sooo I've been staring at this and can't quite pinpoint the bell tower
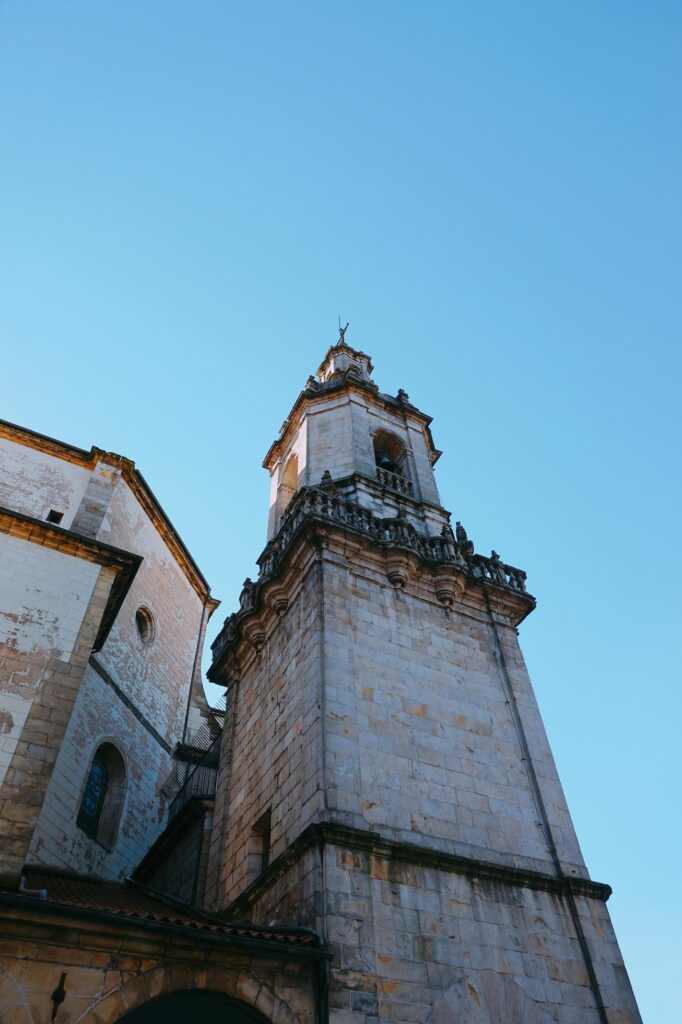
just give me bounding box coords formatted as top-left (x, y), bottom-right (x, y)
top-left (264, 338), bottom-right (446, 541)
top-left (206, 337), bottom-right (641, 1023)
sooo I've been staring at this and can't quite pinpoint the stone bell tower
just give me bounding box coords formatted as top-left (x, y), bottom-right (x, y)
top-left (206, 337), bottom-right (641, 1023)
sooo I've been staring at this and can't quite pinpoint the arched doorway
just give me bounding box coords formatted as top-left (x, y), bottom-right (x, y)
top-left (117, 990), bottom-right (271, 1024)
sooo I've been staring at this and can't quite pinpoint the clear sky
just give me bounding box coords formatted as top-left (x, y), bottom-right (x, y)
top-left (1, 3), bottom-right (680, 1020)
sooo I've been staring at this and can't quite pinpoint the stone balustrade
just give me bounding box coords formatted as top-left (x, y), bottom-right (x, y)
top-left (376, 466), bottom-right (414, 495)
top-left (212, 488), bottom-right (531, 661)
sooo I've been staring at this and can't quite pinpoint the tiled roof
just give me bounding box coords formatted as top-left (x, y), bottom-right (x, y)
top-left (22, 870), bottom-right (322, 949)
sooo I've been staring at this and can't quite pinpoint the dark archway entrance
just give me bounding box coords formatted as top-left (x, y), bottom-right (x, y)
top-left (117, 990), bottom-right (271, 1024)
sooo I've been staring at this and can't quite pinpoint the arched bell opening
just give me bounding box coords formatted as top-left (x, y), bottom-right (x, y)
top-left (372, 429), bottom-right (413, 494)
top-left (117, 990), bottom-right (272, 1024)
top-left (276, 453), bottom-right (299, 525)
top-left (373, 430), bottom-right (405, 475)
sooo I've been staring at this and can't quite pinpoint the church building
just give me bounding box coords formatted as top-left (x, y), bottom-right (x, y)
top-left (0, 338), bottom-right (641, 1023)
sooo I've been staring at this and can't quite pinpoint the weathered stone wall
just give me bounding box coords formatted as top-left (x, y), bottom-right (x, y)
top-left (0, 435), bottom-right (212, 885)
top-left (0, 437), bottom-right (91, 529)
top-left (319, 544), bottom-right (586, 878)
top-left (0, 909), bottom-right (318, 1024)
top-left (0, 532), bottom-right (100, 791)
top-left (211, 525), bottom-right (638, 1020)
top-left (238, 840), bottom-right (640, 1024)
top-left (216, 535), bottom-right (584, 901)
top-left (0, 524), bottom-right (116, 885)
top-left (94, 477), bottom-right (206, 750)
top-left (209, 557), bottom-right (325, 908)
top-left (26, 662), bottom-right (174, 881)
top-left (23, 473), bottom-right (208, 880)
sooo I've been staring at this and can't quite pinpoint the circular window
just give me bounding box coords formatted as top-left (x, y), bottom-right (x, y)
top-left (135, 607), bottom-right (155, 644)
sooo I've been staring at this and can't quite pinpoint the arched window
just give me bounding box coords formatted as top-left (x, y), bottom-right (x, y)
top-left (77, 743), bottom-right (126, 849)
top-left (277, 454), bottom-right (299, 520)
top-left (373, 429), bottom-right (409, 478)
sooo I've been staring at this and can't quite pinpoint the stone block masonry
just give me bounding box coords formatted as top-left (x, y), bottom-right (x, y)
top-left (0, 527), bottom-right (118, 886)
top-left (208, 497), bottom-right (642, 1021)
top-left (0, 895), bottom-right (322, 1024)
top-left (0, 421), bottom-right (217, 887)
top-left (229, 825), bottom-right (640, 1024)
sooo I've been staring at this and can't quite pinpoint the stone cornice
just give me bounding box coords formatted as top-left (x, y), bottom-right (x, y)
top-left (262, 374), bottom-right (441, 470)
top-left (0, 418), bottom-right (216, 604)
top-left (226, 822), bottom-right (612, 921)
top-left (0, 505), bottom-right (141, 651)
top-left (209, 487), bottom-right (535, 678)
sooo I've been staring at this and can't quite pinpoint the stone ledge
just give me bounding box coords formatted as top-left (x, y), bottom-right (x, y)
top-left (226, 822), bottom-right (612, 919)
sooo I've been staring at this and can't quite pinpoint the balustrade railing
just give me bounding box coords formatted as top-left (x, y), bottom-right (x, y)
top-left (376, 467), bottom-right (413, 496)
top-left (213, 487), bottom-right (530, 660)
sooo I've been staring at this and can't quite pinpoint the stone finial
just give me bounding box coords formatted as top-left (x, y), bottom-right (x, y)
top-left (455, 521), bottom-right (474, 556)
top-left (239, 578), bottom-right (256, 611)
top-left (397, 388), bottom-right (410, 403)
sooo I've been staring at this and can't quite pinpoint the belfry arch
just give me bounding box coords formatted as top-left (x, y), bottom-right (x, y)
top-left (372, 427), bottom-right (410, 478)
top-left (276, 452), bottom-right (299, 524)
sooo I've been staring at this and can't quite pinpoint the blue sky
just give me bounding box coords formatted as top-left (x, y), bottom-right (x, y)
top-left (1, 3), bottom-right (680, 1019)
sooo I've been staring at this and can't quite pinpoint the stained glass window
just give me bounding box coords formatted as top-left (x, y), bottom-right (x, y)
top-left (77, 750), bottom-right (110, 839)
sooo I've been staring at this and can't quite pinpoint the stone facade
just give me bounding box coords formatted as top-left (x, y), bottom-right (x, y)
top-left (0, 510), bottom-right (135, 887)
top-left (0, 419), bottom-right (217, 887)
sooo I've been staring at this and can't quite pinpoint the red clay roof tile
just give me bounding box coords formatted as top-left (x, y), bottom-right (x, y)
top-left (22, 870), bottom-right (321, 948)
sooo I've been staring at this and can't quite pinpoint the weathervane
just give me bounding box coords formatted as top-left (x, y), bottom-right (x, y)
top-left (337, 317), bottom-right (349, 345)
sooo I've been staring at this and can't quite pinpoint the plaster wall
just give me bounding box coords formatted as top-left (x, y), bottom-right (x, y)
top-left (27, 661), bottom-right (174, 880)
top-left (0, 532), bottom-right (99, 789)
top-left (0, 438), bottom-right (92, 529)
top-left (94, 477), bottom-right (206, 749)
